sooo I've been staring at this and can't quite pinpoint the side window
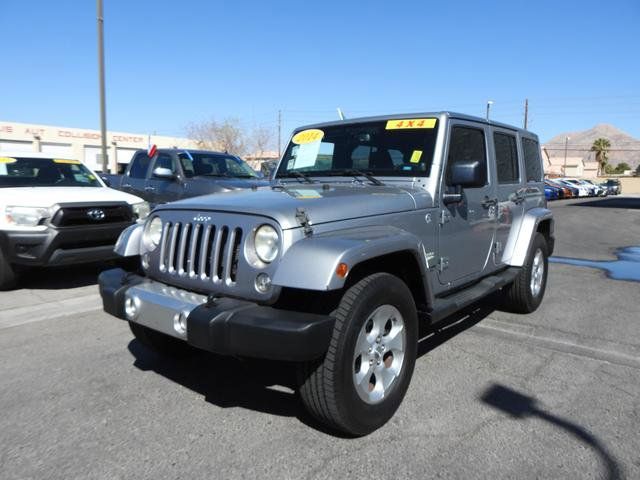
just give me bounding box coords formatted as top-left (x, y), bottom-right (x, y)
top-left (446, 126), bottom-right (487, 186)
top-left (129, 153), bottom-right (151, 179)
top-left (153, 153), bottom-right (175, 173)
top-left (522, 137), bottom-right (542, 182)
top-left (494, 132), bottom-right (519, 184)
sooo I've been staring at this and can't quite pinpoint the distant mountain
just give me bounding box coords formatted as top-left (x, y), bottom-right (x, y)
top-left (543, 124), bottom-right (640, 169)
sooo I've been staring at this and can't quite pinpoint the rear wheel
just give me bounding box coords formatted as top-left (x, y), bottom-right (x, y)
top-left (297, 273), bottom-right (418, 436)
top-left (501, 233), bottom-right (548, 313)
top-left (129, 322), bottom-right (195, 357)
top-left (0, 249), bottom-right (18, 291)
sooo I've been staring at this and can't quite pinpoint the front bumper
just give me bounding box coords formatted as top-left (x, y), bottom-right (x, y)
top-left (0, 222), bottom-right (132, 266)
top-left (98, 268), bottom-right (335, 361)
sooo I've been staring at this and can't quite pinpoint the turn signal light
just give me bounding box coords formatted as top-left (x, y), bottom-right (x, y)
top-left (336, 263), bottom-right (349, 278)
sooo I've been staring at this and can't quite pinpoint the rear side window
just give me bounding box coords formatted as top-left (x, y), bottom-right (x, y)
top-left (129, 153), bottom-right (151, 179)
top-left (522, 137), bottom-right (542, 182)
top-left (494, 132), bottom-right (519, 184)
top-left (446, 126), bottom-right (487, 186)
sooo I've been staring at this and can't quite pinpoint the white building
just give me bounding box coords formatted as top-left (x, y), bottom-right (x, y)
top-left (0, 120), bottom-right (198, 173)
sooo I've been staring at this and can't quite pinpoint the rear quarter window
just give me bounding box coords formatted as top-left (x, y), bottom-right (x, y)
top-left (522, 137), bottom-right (543, 182)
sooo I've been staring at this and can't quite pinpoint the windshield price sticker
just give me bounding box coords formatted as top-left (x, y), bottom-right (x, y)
top-left (385, 118), bottom-right (436, 130)
top-left (53, 159), bottom-right (81, 164)
top-left (0, 157), bottom-right (17, 164)
top-left (292, 129), bottom-right (324, 145)
top-left (410, 150), bottom-right (423, 163)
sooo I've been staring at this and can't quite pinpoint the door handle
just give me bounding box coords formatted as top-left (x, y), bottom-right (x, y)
top-left (144, 186), bottom-right (156, 192)
top-left (510, 192), bottom-right (526, 204)
top-left (122, 183), bottom-right (132, 188)
top-left (481, 196), bottom-right (498, 208)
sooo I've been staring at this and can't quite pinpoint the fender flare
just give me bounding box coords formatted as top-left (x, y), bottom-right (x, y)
top-left (114, 223), bottom-right (143, 257)
top-left (273, 225), bottom-right (431, 292)
top-left (506, 208), bottom-right (554, 266)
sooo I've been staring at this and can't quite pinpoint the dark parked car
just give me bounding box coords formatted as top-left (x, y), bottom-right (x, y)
top-left (102, 149), bottom-right (269, 205)
top-left (600, 179), bottom-right (622, 195)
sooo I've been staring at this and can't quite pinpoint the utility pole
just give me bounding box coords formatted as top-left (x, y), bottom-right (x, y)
top-left (486, 100), bottom-right (494, 121)
top-left (277, 110), bottom-right (282, 156)
top-left (97, 0), bottom-right (108, 172)
top-left (563, 136), bottom-right (570, 175)
top-left (523, 98), bottom-right (529, 130)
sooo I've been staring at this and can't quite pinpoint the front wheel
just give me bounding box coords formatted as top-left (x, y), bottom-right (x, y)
top-left (297, 273), bottom-right (418, 436)
top-left (500, 233), bottom-right (549, 313)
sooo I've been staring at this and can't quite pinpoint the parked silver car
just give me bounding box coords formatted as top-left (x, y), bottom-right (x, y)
top-left (99, 112), bottom-right (554, 435)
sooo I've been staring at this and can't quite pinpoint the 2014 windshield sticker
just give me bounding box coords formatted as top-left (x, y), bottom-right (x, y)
top-left (385, 118), bottom-right (436, 130)
top-left (292, 129), bottom-right (324, 145)
top-left (53, 159), bottom-right (81, 164)
top-left (0, 157), bottom-right (17, 164)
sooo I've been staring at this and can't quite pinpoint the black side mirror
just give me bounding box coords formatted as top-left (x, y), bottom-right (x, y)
top-left (443, 160), bottom-right (484, 205)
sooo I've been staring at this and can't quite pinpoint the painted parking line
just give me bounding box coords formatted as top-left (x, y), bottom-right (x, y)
top-left (0, 294), bottom-right (102, 330)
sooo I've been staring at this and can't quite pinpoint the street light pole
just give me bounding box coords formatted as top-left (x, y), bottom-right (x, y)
top-left (97, 0), bottom-right (108, 172)
top-left (486, 100), bottom-right (494, 121)
top-left (563, 136), bottom-right (570, 175)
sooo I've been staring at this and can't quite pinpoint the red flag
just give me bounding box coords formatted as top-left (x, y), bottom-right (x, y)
top-left (147, 144), bottom-right (157, 157)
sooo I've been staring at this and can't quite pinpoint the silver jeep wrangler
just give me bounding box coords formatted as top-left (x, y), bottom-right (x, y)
top-left (99, 112), bottom-right (554, 436)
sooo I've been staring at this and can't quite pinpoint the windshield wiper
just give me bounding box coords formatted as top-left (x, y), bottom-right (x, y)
top-left (280, 171), bottom-right (315, 184)
top-left (334, 169), bottom-right (384, 186)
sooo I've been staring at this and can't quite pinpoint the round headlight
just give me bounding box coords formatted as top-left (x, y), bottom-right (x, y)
top-left (254, 224), bottom-right (279, 263)
top-left (143, 217), bottom-right (163, 251)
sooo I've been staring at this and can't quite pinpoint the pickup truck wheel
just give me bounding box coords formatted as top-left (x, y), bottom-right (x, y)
top-left (128, 322), bottom-right (195, 357)
top-left (0, 250), bottom-right (18, 291)
top-left (297, 273), bottom-right (418, 436)
top-left (502, 233), bottom-right (548, 313)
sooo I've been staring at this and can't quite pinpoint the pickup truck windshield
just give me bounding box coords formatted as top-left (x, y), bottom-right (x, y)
top-left (177, 152), bottom-right (258, 178)
top-left (0, 157), bottom-right (101, 188)
top-left (276, 118), bottom-right (439, 179)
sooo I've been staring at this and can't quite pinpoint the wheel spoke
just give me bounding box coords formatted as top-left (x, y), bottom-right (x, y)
top-left (354, 362), bottom-right (374, 389)
top-left (384, 324), bottom-right (404, 352)
top-left (355, 330), bottom-right (372, 358)
top-left (378, 364), bottom-right (398, 392)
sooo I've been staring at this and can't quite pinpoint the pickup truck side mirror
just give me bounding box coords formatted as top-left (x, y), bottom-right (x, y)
top-left (443, 160), bottom-right (484, 204)
top-left (152, 167), bottom-right (176, 180)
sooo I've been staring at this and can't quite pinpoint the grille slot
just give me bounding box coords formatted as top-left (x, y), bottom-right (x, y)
top-left (158, 221), bottom-right (243, 284)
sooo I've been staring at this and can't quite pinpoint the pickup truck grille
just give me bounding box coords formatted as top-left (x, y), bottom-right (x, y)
top-left (51, 204), bottom-right (133, 227)
top-left (158, 221), bottom-right (243, 284)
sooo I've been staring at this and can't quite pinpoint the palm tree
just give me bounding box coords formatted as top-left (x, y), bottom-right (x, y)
top-left (590, 138), bottom-right (611, 177)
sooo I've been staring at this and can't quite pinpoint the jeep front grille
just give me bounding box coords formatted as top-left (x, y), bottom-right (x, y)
top-left (158, 222), bottom-right (243, 284)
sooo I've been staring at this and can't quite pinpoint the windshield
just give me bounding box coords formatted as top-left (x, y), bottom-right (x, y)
top-left (0, 157), bottom-right (101, 188)
top-left (276, 118), bottom-right (439, 179)
top-left (177, 152), bottom-right (258, 178)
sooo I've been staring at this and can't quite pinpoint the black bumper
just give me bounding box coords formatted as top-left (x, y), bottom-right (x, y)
top-left (0, 222), bottom-right (133, 266)
top-left (98, 268), bottom-right (335, 362)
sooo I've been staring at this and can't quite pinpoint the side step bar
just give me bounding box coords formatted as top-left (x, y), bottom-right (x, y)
top-left (429, 267), bottom-right (520, 323)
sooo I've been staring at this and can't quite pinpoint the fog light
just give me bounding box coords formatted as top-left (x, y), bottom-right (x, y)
top-left (173, 310), bottom-right (189, 335)
top-left (255, 273), bottom-right (272, 293)
top-left (124, 295), bottom-right (140, 320)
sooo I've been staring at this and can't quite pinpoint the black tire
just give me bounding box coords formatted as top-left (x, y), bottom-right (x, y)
top-left (129, 322), bottom-right (195, 357)
top-left (0, 249), bottom-right (18, 291)
top-left (297, 273), bottom-right (418, 436)
top-left (501, 233), bottom-right (549, 313)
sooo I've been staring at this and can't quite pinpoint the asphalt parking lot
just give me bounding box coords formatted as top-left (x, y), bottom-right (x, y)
top-left (1, 196), bottom-right (639, 479)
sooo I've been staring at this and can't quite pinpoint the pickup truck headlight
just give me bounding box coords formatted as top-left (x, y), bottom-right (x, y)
top-left (5, 206), bottom-right (51, 227)
top-left (132, 201), bottom-right (150, 221)
top-left (143, 217), bottom-right (163, 251)
top-left (254, 224), bottom-right (279, 263)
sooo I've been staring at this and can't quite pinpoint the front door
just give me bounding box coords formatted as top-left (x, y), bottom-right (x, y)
top-left (438, 122), bottom-right (497, 285)
top-left (146, 153), bottom-right (184, 205)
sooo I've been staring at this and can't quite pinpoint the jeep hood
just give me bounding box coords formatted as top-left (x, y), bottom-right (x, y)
top-left (155, 183), bottom-right (434, 229)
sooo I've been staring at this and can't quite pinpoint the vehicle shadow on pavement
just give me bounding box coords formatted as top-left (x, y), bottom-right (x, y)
top-left (126, 301), bottom-right (497, 436)
top-left (480, 384), bottom-right (624, 480)
top-left (570, 197), bottom-right (640, 209)
top-left (17, 260), bottom-right (131, 290)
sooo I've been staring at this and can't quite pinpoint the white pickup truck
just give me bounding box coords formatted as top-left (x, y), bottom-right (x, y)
top-left (0, 152), bottom-right (149, 289)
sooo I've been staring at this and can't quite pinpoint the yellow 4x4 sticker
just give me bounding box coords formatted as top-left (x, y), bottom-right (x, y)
top-left (292, 129), bottom-right (324, 145)
top-left (385, 118), bottom-right (436, 130)
top-left (53, 159), bottom-right (81, 164)
top-left (0, 157), bottom-right (17, 164)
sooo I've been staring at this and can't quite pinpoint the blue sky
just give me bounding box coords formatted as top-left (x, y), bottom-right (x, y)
top-left (0, 0), bottom-right (638, 144)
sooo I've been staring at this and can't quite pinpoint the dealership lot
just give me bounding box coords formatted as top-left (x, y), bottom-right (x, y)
top-left (1, 197), bottom-right (639, 479)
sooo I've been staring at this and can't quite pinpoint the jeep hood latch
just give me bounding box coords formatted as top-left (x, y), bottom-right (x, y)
top-left (295, 208), bottom-right (314, 236)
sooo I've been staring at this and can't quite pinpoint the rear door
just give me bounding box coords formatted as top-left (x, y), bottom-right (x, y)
top-left (491, 128), bottom-right (525, 266)
top-left (438, 121), bottom-right (497, 285)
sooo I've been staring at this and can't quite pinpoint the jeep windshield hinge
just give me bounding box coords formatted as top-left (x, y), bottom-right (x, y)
top-left (295, 208), bottom-right (314, 236)
top-left (439, 209), bottom-right (451, 226)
